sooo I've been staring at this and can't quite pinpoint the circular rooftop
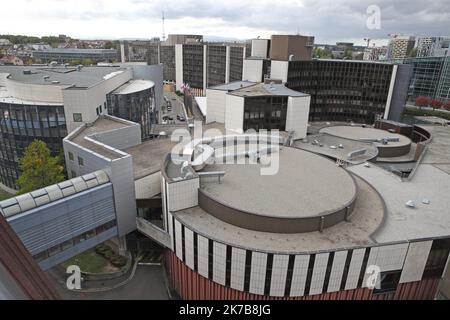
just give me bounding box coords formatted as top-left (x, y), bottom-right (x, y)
top-left (199, 147), bottom-right (358, 233)
top-left (319, 126), bottom-right (412, 157)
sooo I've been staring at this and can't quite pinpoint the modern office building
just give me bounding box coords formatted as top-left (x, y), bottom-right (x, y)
top-left (33, 48), bottom-right (119, 64)
top-left (205, 81), bottom-right (310, 139)
top-left (165, 34), bottom-right (203, 46)
top-left (0, 64), bottom-right (163, 190)
top-left (1, 108), bottom-right (450, 299)
top-left (417, 36), bottom-right (450, 58)
top-left (270, 59), bottom-right (412, 123)
top-left (391, 56), bottom-right (450, 103)
top-left (387, 36), bottom-right (416, 59)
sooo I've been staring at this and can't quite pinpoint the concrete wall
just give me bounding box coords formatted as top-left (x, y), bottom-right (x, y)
top-left (285, 95), bottom-right (311, 139)
top-left (242, 59), bottom-right (263, 82)
top-left (205, 88), bottom-right (227, 124)
top-left (135, 172), bottom-right (161, 199)
top-left (89, 120), bottom-right (141, 150)
top-left (175, 44), bottom-right (183, 91)
top-left (387, 64), bottom-right (412, 122)
top-left (270, 60), bottom-right (289, 83)
top-left (225, 94), bottom-right (244, 133)
top-left (251, 39), bottom-right (270, 58)
top-left (3, 79), bottom-right (65, 103)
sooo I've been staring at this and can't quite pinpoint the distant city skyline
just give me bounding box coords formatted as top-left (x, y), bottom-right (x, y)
top-left (1, 0), bottom-right (449, 46)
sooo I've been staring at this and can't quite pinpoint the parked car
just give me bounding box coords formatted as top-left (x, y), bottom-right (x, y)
top-left (177, 114), bottom-right (185, 121)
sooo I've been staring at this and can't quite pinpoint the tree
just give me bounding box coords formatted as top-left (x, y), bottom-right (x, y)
top-left (17, 140), bottom-right (65, 194)
top-left (444, 101), bottom-right (450, 111)
top-left (416, 96), bottom-right (430, 108)
top-left (430, 99), bottom-right (443, 110)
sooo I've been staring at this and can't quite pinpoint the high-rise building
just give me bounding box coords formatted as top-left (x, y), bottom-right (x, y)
top-left (387, 35), bottom-right (416, 59)
top-left (271, 59), bottom-right (411, 123)
top-left (417, 36), bottom-right (450, 58)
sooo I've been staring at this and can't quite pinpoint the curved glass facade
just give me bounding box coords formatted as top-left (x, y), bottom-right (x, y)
top-left (0, 102), bottom-right (67, 189)
top-left (107, 86), bottom-right (156, 139)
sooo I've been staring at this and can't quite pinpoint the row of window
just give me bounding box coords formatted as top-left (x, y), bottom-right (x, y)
top-left (33, 220), bottom-right (117, 262)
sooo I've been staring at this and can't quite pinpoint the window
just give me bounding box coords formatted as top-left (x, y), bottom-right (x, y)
top-left (73, 113), bottom-right (82, 122)
top-left (70, 170), bottom-right (76, 178)
top-left (373, 270), bottom-right (401, 294)
top-left (99, 105), bottom-right (102, 113)
top-left (78, 156), bottom-right (84, 166)
top-left (68, 152), bottom-right (74, 161)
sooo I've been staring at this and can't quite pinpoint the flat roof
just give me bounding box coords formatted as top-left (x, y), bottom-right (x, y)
top-left (174, 173), bottom-right (384, 253)
top-left (208, 80), bottom-right (255, 91)
top-left (200, 147), bottom-right (357, 218)
top-left (0, 65), bottom-right (126, 87)
top-left (69, 117), bottom-right (133, 160)
top-left (229, 83), bottom-right (308, 97)
top-left (294, 133), bottom-right (379, 164)
top-left (319, 126), bottom-right (411, 148)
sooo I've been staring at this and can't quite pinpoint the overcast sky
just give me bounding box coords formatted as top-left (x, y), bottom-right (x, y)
top-left (1, 0), bottom-right (449, 46)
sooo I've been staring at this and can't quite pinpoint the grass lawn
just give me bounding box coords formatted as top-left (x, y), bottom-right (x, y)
top-left (0, 189), bottom-right (12, 201)
top-left (62, 249), bottom-right (109, 273)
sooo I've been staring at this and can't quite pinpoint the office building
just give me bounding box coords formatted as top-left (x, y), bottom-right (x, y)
top-left (271, 59), bottom-right (411, 123)
top-left (270, 35), bottom-right (314, 61)
top-left (417, 36), bottom-right (450, 58)
top-left (0, 64), bottom-right (163, 190)
top-left (33, 48), bottom-right (119, 64)
top-left (392, 56), bottom-right (450, 103)
top-left (387, 36), bottom-right (416, 59)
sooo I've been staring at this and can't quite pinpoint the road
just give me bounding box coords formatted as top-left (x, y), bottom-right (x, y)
top-left (162, 92), bottom-right (188, 125)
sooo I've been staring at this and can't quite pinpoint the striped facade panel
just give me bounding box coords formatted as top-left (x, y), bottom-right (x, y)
top-left (230, 247), bottom-right (246, 291)
top-left (309, 253), bottom-right (329, 295)
top-left (197, 234), bottom-right (209, 278)
top-left (345, 248), bottom-right (366, 290)
top-left (327, 250), bottom-right (348, 292)
top-left (269, 254), bottom-right (289, 297)
top-left (249, 252), bottom-right (267, 295)
top-left (165, 250), bottom-right (440, 300)
top-left (289, 255), bottom-right (310, 296)
top-left (8, 183), bottom-right (115, 256)
top-left (174, 220), bottom-right (183, 260)
top-left (400, 241), bottom-right (433, 283)
top-left (213, 242), bottom-right (227, 285)
top-left (184, 228), bottom-right (195, 269)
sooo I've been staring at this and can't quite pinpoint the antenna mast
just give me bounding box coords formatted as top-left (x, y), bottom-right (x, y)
top-left (162, 11), bottom-right (166, 42)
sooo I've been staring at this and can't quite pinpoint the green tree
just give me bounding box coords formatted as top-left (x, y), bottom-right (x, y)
top-left (17, 140), bottom-right (65, 194)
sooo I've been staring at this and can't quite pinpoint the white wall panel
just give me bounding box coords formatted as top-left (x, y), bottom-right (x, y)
top-left (327, 251), bottom-right (348, 293)
top-left (400, 241), bottom-right (433, 283)
top-left (184, 228), bottom-right (194, 269)
top-left (270, 255), bottom-right (289, 297)
top-left (249, 252), bottom-right (267, 295)
top-left (212, 242), bottom-right (227, 285)
top-left (289, 255), bottom-right (310, 296)
top-left (197, 235), bottom-right (209, 278)
top-left (174, 219), bottom-right (183, 260)
top-left (345, 248), bottom-right (366, 290)
top-left (309, 253), bottom-right (329, 295)
top-left (230, 247), bottom-right (246, 291)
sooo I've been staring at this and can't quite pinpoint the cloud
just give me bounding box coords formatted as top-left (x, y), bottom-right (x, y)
top-left (1, 0), bottom-right (449, 44)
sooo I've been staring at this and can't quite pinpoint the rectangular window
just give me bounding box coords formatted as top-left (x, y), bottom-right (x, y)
top-left (78, 156), bottom-right (84, 166)
top-left (73, 113), bottom-right (82, 122)
top-left (68, 152), bottom-right (74, 161)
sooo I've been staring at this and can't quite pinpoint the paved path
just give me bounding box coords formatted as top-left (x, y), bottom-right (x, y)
top-left (49, 265), bottom-right (169, 300)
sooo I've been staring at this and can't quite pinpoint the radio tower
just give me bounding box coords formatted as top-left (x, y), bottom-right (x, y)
top-left (162, 11), bottom-right (166, 42)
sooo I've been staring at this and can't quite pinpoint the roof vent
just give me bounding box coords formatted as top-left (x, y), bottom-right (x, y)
top-left (23, 70), bottom-right (32, 75)
top-left (43, 75), bottom-right (50, 80)
top-left (51, 80), bottom-right (60, 84)
top-left (405, 200), bottom-right (416, 208)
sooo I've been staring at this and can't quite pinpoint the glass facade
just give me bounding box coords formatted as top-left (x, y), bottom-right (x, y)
top-left (286, 60), bottom-right (394, 123)
top-left (0, 102), bottom-right (67, 189)
top-left (107, 85), bottom-right (156, 140)
top-left (183, 44), bottom-right (204, 89)
top-left (206, 46), bottom-right (226, 87)
top-left (243, 96), bottom-right (288, 131)
top-left (229, 47), bottom-right (244, 82)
